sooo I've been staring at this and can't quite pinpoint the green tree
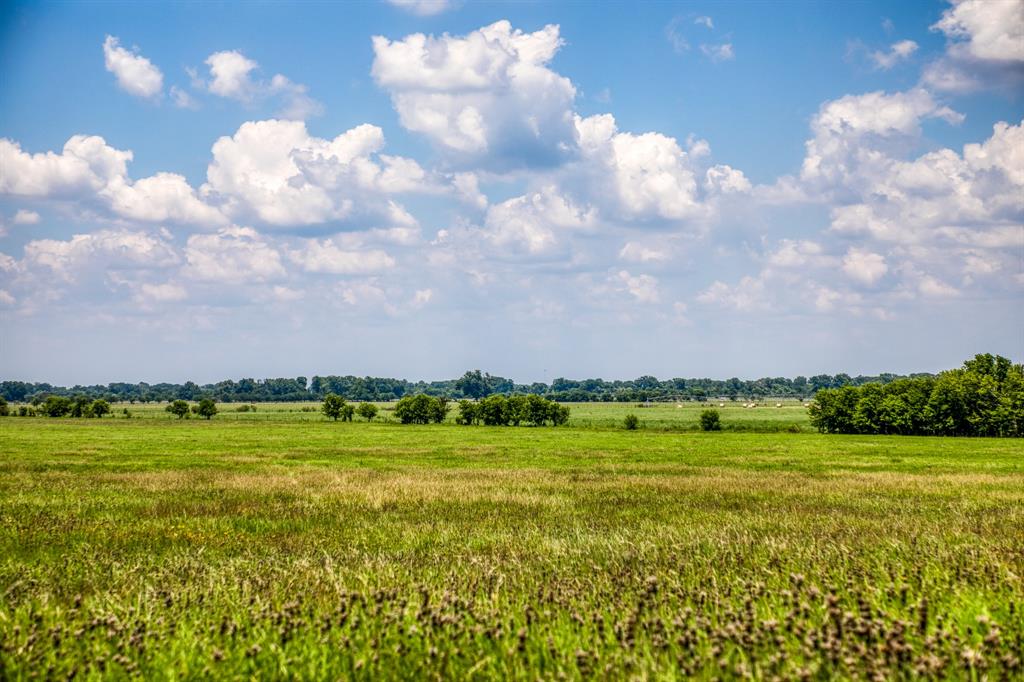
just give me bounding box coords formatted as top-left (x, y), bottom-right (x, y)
top-left (0, 397), bottom-right (7, 417)
top-left (356, 403), bottom-right (378, 421)
top-left (90, 399), bottom-right (111, 419)
top-left (455, 370), bottom-right (490, 399)
top-left (195, 399), bottom-right (217, 420)
top-left (166, 400), bottom-right (190, 419)
top-left (808, 386), bottom-right (859, 434)
top-left (340, 404), bottom-right (355, 422)
top-left (321, 394), bottom-right (346, 421)
top-left (394, 394), bottom-right (447, 424)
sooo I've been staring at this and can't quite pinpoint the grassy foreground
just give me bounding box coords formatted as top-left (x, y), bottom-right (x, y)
top-left (1, 417), bottom-right (1022, 680)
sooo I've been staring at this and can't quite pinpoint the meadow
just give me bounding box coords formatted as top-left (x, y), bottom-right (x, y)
top-left (1, 406), bottom-right (1022, 679)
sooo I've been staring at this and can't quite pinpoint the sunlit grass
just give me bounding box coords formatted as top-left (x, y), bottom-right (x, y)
top-left (1, 416), bottom-right (1021, 679)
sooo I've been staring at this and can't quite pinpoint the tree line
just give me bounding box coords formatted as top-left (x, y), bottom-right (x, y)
top-left (809, 354), bottom-right (1023, 437)
top-left (1, 369), bottom-right (940, 404)
top-left (316, 393), bottom-right (569, 426)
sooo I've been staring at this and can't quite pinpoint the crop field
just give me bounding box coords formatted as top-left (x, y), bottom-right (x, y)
top-left (1, 413), bottom-right (1022, 680)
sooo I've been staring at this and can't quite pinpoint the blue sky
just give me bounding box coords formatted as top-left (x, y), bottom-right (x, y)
top-left (0, 0), bottom-right (1021, 384)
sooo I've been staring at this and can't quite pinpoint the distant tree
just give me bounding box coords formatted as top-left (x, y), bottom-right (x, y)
top-left (478, 395), bottom-right (509, 426)
top-left (808, 386), bottom-right (859, 434)
top-left (90, 399), bottom-right (111, 419)
top-left (322, 394), bottom-right (346, 421)
top-left (70, 395), bottom-right (92, 418)
top-left (340, 404), bottom-right (355, 422)
top-left (195, 399), bottom-right (218, 420)
top-left (506, 395), bottom-right (527, 426)
top-left (455, 370), bottom-right (489, 399)
top-left (0, 397), bottom-right (7, 417)
top-left (623, 414), bottom-right (640, 430)
top-left (699, 409), bottom-right (721, 431)
top-left (166, 400), bottom-right (190, 419)
top-left (42, 396), bottom-right (73, 418)
top-left (356, 403), bottom-right (378, 421)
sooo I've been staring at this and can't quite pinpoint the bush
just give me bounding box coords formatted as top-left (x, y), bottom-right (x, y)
top-left (166, 400), bottom-right (190, 419)
top-left (321, 394), bottom-right (347, 421)
top-left (42, 396), bottom-right (74, 418)
top-left (356, 403), bottom-right (378, 421)
top-left (623, 414), bottom-right (640, 430)
top-left (194, 399), bottom-right (218, 420)
top-left (90, 399), bottom-right (111, 418)
top-left (699, 409), bottom-right (722, 431)
top-left (394, 394), bottom-right (449, 424)
top-left (0, 397), bottom-right (7, 417)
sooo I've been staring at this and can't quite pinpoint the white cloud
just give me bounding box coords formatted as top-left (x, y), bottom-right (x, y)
top-left (923, 0), bottom-right (1024, 92)
top-left (842, 248), bottom-right (888, 285)
top-left (619, 242), bottom-right (670, 263)
top-left (202, 119), bottom-right (433, 227)
top-left (136, 282), bottom-right (187, 303)
top-left (918, 274), bottom-right (960, 298)
top-left (288, 239), bottom-right (395, 274)
top-left (704, 164), bottom-right (751, 194)
top-left (700, 43), bottom-right (734, 62)
top-left (0, 135), bottom-right (225, 227)
top-left (697, 276), bottom-right (767, 312)
top-left (575, 113), bottom-right (702, 221)
top-left (932, 0), bottom-right (1024, 62)
top-left (385, 0), bottom-right (453, 16)
top-left (613, 270), bottom-right (660, 303)
top-left (23, 228), bottom-right (179, 280)
top-left (103, 36), bottom-right (163, 99)
top-left (371, 21), bottom-right (577, 167)
top-left (183, 227), bottom-right (285, 283)
top-left (0, 290), bottom-right (14, 306)
top-left (202, 50), bottom-right (322, 119)
top-left (170, 85), bottom-right (198, 110)
top-left (13, 209), bottom-right (40, 225)
top-left (484, 186), bottom-right (596, 255)
top-left (870, 40), bottom-right (918, 69)
top-left (695, 16), bottom-right (714, 29)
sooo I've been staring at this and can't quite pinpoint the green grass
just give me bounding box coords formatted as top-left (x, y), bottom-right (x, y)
top-left (1, 414), bottom-right (1022, 679)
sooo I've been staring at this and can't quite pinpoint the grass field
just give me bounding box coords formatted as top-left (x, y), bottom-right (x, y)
top-left (1, 411), bottom-right (1022, 679)
top-left (80, 400), bottom-right (816, 432)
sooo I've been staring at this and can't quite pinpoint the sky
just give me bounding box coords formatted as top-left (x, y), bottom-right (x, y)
top-left (0, 0), bottom-right (1021, 385)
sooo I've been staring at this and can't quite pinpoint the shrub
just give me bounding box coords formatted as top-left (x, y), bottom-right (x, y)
top-left (699, 409), bottom-right (721, 431)
top-left (321, 394), bottom-right (347, 421)
top-left (394, 394), bottom-right (448, 424)
top-left (356, 403), bottom-right (378, 421)
top-left (192, 399), bottom-right (217, 420)
top-left (455, 400), bottom-right (478, 425)
top-left (623, 414), bottom-right (640, 430)
top-left (166, 400), bottom-right (190, 419)
top-left (0, 397), bottom-right (7, 416)
top-left (90, 399), bottom-right (111, 418)
top-left (42, 396), bottom-right (74, 418)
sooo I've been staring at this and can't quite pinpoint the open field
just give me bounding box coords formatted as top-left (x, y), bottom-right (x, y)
top-left (31, 400), bottom-right (815, 432)
top-left (1, 416), bottom-right (1022, 679)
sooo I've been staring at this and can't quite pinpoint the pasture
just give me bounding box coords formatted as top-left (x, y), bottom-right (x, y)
top-left (1, 411), bottom-right (1022, 679)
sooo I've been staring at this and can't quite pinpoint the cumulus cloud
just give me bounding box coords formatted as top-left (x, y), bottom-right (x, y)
top-left (619, 242), bottom-right (670, 263)
top-left (288, 238), bottom-right (395, 274)
top-left (0, 135), bottom-right (225, 227)
top-left (201, 50), bottom-right (323, 119)
top-left (183, 227), bottom-right (285, 283)
top-left (202, 119), bottom-right (436, 228)
top-left (371, 21), bottom-right (577, 168)
top-left (23, 228), bottom-right (179, 281)
top-left (483, 187), bottom-right (596, 255)
top-left (842, 248), bottom-right (888, 285)
top-left (923, 0), bottom-right (1024, 92)
top-left (136, 282), bottom-right (187, 303)
top-left (103, 36), bottom-right (163, 99)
